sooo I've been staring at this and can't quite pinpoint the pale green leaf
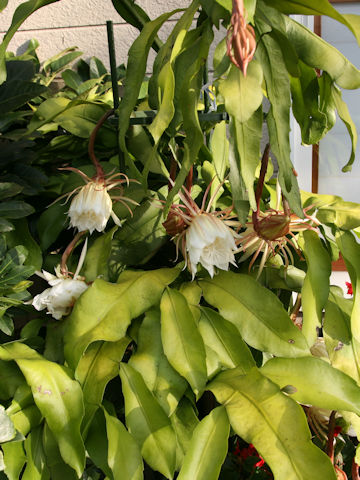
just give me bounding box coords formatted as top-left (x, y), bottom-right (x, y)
top-left (209, 367), bottom-right (337, 480)
top-left (2, 441), bottom-right (26, 480)
top-left (64, 267), bottom-right (179, 370)
top-left (160, 288), bottom-right (207, 397)
top-left (0, 405), bottom-right (15, 442)
top-left (82, 226), bottom-right (118, 282)
top-left (200, 271), bottom-right (310, 357)
top-left (120, 363), bottom-right (177, 479)
top-left (177, 407), bottom-right (229, 480)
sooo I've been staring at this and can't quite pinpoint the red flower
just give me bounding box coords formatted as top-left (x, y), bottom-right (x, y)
top-left (346, 282), bottom-right (353, 295)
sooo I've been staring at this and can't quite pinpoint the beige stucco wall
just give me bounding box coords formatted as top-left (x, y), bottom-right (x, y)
top-left (1, 0), bottom-right (191, 69)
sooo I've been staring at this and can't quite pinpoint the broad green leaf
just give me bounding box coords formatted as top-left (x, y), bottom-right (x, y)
top-left (82, 226), bottom-right (118, 282)
top-left (256, 20), bottom-right (302, 216)
top-left (127, 125), bottom-right (168, 176)
top-left (324, 286), bottom-right (360, 383)
top-left (332, 86), bottom-right (358, 172)
top-left (209, 367), bottom-right (337, 480)
top-left (198, 307), bottom-right (255, 378)
top-left (264, 0), bottom-right (360, 45)
top-left (299, 231), bottom-right (331, 347)
top-left (0, 0), bottom-right (59, 84)
top-left (177, 407), bottom-right (229, 480)
top-left (0, 183), bottom-right (22, 200)
top-left (103, 407), bottom-right (144, 480)
top-left (120, 363), bottom-right (177, 479)
top-left (2, 441), bottom-right (26, 480)
top-left (283, 15), bottom-right (360, 89)
top-left (0, 360), bottom-right (24, 401)
top-left (230, 107), bottom-right (262, 210)
top-left (0, 80), bottom-right (47, 113)
top-left (160, 288), bottom-right (207, 397)
top-left (22, 426), bottom-right (49, 480)
top-left (170, 398), bottom-right (199, 470)
top-left (0, 201), bottom-right (34, 219)
top-left (42, 423), bottom-right (78, 480)
top-left (0, 0), bottom-right (8, 12)
top-left (206, 121), bottom-right (229, 207)
top-left (200, 271), bottom-right (310, 357)
top-left (0, 405), bottom-right (15, 442)
top-left (85, 408), bottom-right (113, 479)
top-left (219, 61), bottom-right (263, 124)
top-left (0, 219), bottom-right (14, 233)
top-left (261, 356), bottom-right (360, 415)
top-left (0, 342), bottom-right (85, 477)
top-left (317, 200), bottom-right (360, 230)
top-left (129, 309), bottom-right (187, 416)
top-left (43, 49), bottom-right (82, 77)
top-left (64, 268), bottom-right (179, 369)
top-left (27, 97), bottom-right (70, 134)
top-left (76, 338), bottom-right (130, 434)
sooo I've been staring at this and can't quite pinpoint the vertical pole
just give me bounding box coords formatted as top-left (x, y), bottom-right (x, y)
top-left (106, 21), bottom-right (120, 110)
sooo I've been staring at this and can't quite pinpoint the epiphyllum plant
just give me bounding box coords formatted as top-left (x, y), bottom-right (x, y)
top-left (63, 109), bottom-right (138, 234)
top-left (239, 146), bottom-right (319, 276)
top-left (163, 169), bottom-right (239, 278)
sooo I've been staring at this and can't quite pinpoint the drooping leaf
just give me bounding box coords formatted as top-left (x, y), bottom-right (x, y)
top-left (317, 200), bottom-right (360, 231)
top-left (129, 309), bottom-right (187, 416)
top-left (200, 271), bottom-right (310, 357)
top-left (6, 219), bottom-right (42, 270)
top-left (120, 363), bottom-right (177, 479)
top-left (0, 80), bottom-right (47, 113)
top-left (22, 425), bottom-right (49, 480)
top-left (298, 231), bottom-right (331, 347)
top-left (42, 423), bottom-right (78, 480)
top-left (209, 367), bottom-right (337, 480)
top-left (0, 342), bottom-right (85, 477)
top-left (82, 226), bottom-right (118, 282)
top-left (170, 398), bottom-right (199, 470)
top-left (103, 407), bottom-right (144, 480)
top-left (198, 307), bottom-right (255, 378)
top-left (177, 407), bottom-right (229, 480)
top-left (160, 288), bottom-right (207, 397)
top-left (64, 268), bottom-right (179, 369)
top-left (2, 441), bottom-right (26, 480)
top-left (219, 61), bottom-right (263, 124)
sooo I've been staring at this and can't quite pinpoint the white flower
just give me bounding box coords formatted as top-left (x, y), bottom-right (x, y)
top-left (68, 180), bottom-right (121, 234)
top-left (186, 213), bottom-right (237, 278)
top-left (32, 271), bottom-right (88, 320)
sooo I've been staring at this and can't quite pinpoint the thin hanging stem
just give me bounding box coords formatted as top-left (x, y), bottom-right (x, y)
top-left (88, 108), bottom-right (115, 180)
top-left (60, 231), bottom-right (87, 276)
top-left (186, 166), bottom-right (193, 194)
top-left (326, 410), bottom-right (337, 463)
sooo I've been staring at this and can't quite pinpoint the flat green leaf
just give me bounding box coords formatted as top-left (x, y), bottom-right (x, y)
top-left (0, 201), bottom-right (34, 219)
top-left (264, 0), bottom-right (360, 45)
top-left (0, 80), bottom-right (47, 113)
top-left (64, 268), bottom-right (179, 370)
top-left (230, 107), bottom-right (262, 210)
top-left (200, 271), bottom-right (310, 357)
top-left (27, 97), bottom-right (70, 134)
top-left (261, 356), bottom-right (360, 415)
top-left (160, 288), bottom-right (207, 397)
top-left (37, 202), bottom-right (68, 250)
top-left (317, 200), bottom-right (360, 230)
top-left (0, 342), bottom-right (85, 477)
top-left (0, 359), bottom-right (24, 401)
top-left (2, 441), bottom-right (26, 480)
top-left (6, 219), bottom-right (42, 270)
top-left (120, 363), bottom-right (177, 479)
top-left (76, 338), bottom-right (130, 434)
top-left (129, 309), bottom-right (187, 416)
top-left (42, 423), bottom-right (78, 480)
top-left (324, 286), bottom-right (360, 383)
top-left (199, 307), bottom-right (255, 378)
top-left (209, 367), bottom-right (337, 480)
top-left (22, 425), bottom-right (49, 480)
top-left (82, 226), bottom-right (118, 282)
top-left (0, 183), bottom-right (23, 200)
top-left (298, 231), bottom-right (331, 347)
top-left (127, 125), bottom-right (168, 176)
top-left (177, 407), bottom-right (229, 480)
top-left (0, 0), bottom-right (8, 12)
top-left (103, 407), bottom-right (144, 480)
top-left (0, 0), bottom-right (59, 84)
top-left (170, 398), bottom-right (199, 470)
top-left (85, 408), bottom-right (113, 479)
top-left (0, 219), bottom-right (14, 233)
top-left (256, 20), bottom-right (302, 216)
top-left (219, 61), bottom-right (263, 124)
top-left (332, 86), bottom-right (358, 172)
top-left (43, 50), bottom-right (82, 76)
top-left (283, 15), bottom-right (360, 89)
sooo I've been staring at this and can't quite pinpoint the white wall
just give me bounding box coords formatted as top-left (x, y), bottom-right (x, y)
top-left (1, 0), bottom-right (191, 69)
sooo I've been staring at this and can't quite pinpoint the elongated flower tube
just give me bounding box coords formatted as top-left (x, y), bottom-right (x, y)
top-left (163, 182), bottom-right (239, 279)
top-left (32, 239), bottom-right (89, 319)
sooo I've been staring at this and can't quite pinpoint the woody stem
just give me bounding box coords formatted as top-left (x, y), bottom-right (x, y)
top-left (60, 231), bottom-right (87, 276)
top-left (88, 108), bottom-right (115, 179)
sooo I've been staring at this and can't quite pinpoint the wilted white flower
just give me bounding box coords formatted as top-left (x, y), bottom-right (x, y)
top-left (186, 214), bottom-right (237, 278)
top-left (32, 271), bottom-right (88, 320)
top-left (32, 238), bottom-right (89, 320)
top-left (162, 182), bottom-right (239, 279)
top-left (68, 180), bottom-right (121, 234)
